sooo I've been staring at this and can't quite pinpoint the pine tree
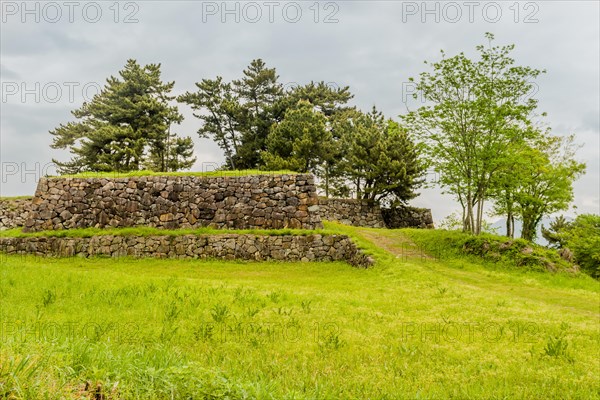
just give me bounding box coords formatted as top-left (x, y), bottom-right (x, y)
top-left (541, 216), bottom-right (572, 248)
top-left (144, 126), bottom-right (196, 172)
top-left (262, 100), bottom-right (333, 173)
top-left (336, 107), bottom-right (425, 204)
top-left (232, 59), bottom-right (283, 169)
top-left (51, 59), bottom-right (195, 174)
top-left (177, 77), bottom-right (243, 170)
top-left (179, 60), bottom-right (355, 171)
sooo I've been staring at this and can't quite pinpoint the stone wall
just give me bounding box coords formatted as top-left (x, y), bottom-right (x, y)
top-left (24, 174), bottom-right (323, 232)
top-left (318, 198), bottom-right (385, 228)
top-left (381, 207), bottom-right (434, 229)
top-left (0, 234), bottom-right (373, 268)
top-left (0, 198), bottom-right (32, 230)
top-left (2, 183), bottom-right (434, 232)
top-left (318, 198), bottom-right (433, 229)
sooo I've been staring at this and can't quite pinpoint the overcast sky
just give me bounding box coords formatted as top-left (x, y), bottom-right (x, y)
top-left (1, 0), bottom-right (598, 223)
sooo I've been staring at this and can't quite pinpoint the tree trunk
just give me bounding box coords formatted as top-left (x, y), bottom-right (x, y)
top-left (504, 188), bottom-right (514, 238)
top-left (475, 197), bottom-right (484, 235)
top-left (164, 126), bottom-right (171, 172)
top-left (465, 195), bottom-right (475, 234)
top-left (510, 215), bottom-right (515, 238)
top-left (521, 214), bottom-right (535, 242)
top-left (506, 211), bottom-right (513, 238)
top-left (324, 165), bottom-right (330, 198)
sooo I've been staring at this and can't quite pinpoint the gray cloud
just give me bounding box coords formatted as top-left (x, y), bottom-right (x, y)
top-left (0, 64), bottom-right (20, 80)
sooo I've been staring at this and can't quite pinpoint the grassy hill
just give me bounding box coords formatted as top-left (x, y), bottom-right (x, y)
top-left (1, 223), bottom-right (598, 399)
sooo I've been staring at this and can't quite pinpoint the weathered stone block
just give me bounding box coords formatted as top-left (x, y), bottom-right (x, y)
top-left (21, 174), bottom-right (323, 232)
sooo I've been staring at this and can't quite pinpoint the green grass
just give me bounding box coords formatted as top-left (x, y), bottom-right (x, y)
top-left (0, 196), bottom-right (32, 201)
top-left (1, 225), bottom-right (599, 399)
top-left (46, 169), bottom-right (298, 179)
top-left (402, 228), bottom-right (578, 273)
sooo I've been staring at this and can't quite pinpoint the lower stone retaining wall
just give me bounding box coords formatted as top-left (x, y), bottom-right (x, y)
top-left (0, 234), bottom-right (373, 268)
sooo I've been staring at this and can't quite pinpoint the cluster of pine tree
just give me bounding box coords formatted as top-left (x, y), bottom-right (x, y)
top-left (53, 59), bottom-right (426, 205)
top-left (178, 59), bottom-right (425, 204)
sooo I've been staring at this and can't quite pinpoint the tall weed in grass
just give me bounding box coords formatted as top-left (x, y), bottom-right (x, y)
top-left (1, 225), bottom-right (599, 399)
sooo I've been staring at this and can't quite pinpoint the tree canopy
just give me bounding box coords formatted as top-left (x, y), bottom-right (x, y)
top-left (334, 108), bottom-right (425, 204)
top-left (177, 59), bottom-right (353, 171)
top-left (46, 48), bottom-right (589, 251)
top-left (542, 214), bottom-right (600, 277)
top-left (403, 33), bottom-right (584, 237)
top-left (178, 59), bottom-right (424, 203)
top-left (50, 59), bottom-right (195, 174)
top-left (262, 100), bottom-right (333, 174)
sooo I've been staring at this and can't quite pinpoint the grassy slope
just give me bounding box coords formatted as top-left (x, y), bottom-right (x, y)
top-left (1, 224), bottom-right (599, 399)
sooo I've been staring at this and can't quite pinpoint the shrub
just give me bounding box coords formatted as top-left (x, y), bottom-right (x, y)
top-left (542, 214), bottom-right (600, 277)
top-left (403, 229), bottom-right (576, 273)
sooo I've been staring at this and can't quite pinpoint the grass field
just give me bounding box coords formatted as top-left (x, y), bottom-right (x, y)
top-left (1, 224), bottom-right (599, 399)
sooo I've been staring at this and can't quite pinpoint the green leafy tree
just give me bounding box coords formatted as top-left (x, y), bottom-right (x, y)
top-left (542, 214), bottom-right (600, 277)
top-left (51, 59), bottom-right (194, 173)
top-left (492, 133), bottom-right (585, 241)
top-left (403, 33), bottom-right (545, 234)
top-left (490, 137), bottom-right (535, 238)
top-left (565, 214), bottom-right (600, 277)
top-left (335, 108), bottom-right (425, 204)
top-left (512, 135), bottom-right (585, 241)
top-left (262, 101), bottom-right (332, 173)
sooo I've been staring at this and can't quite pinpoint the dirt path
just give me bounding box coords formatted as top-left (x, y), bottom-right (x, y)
top-left (356, 228), bottom-right (437, 260)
